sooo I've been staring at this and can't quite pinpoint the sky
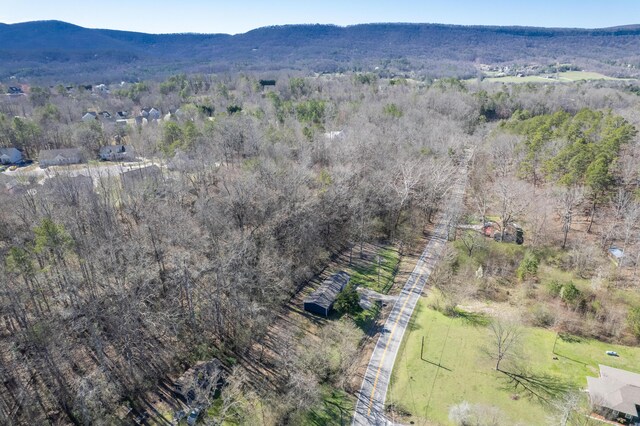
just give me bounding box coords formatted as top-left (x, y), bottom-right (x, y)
top-left (1, 0), bottom-right (639, 34)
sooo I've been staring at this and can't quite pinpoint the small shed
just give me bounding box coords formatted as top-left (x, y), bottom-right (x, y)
top-left (303, 271), bottom-right (350, 317)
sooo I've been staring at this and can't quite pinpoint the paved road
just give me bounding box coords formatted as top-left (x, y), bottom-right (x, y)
top-left (352, 166), bottom-right (468, 426)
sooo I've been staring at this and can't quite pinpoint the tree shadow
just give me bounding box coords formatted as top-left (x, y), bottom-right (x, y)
top-left (558, 333), bottom-right (582, 343)
top-left (498, 367), bottom-right (575, 405)
top-left (449, 308), bottom-right (490, 327)
top-left (421, 357), bottom-right (452, 372)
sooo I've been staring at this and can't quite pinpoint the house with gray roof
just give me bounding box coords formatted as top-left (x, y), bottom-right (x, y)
top-left (0, 147), bottom-right (22, 164)
top-left (82, 112), bottom-right (98, 122)
top-left (39, 148), bottom-right (84, 168)
top-left (303, 271), bottom-right (350, 317)
top-left (587, 365), bottom-right (640, 424)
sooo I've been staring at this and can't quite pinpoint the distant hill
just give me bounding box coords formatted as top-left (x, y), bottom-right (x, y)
top-left (1, 20), bottom-right (640, 82)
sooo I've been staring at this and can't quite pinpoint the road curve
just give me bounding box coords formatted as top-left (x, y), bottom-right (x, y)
top-left (352, 166), bottom-right (467, 426)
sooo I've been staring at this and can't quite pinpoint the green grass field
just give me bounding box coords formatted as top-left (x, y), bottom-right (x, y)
top-left (303, 387), bottom-right (355, 426)
top-left (388, 299), bottom-right (640, 425)
top-left (476, 71), bottom-right (634, 84)
top-left (348, 246), bottom-right (400, 294)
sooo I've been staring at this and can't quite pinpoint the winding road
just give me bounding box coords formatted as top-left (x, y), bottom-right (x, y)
top-left (352, 160), bottom-right (468, 426)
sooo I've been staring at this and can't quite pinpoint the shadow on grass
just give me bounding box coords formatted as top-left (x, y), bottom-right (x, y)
top-left (552, 333), bottom-right (588, 366)
top-left (558, 333), bottom-right (582, 343)
top-left (408, 302), bottom-right (423, 332)
top-left (305, 391), bottom-right (351, 426)
top-left (498, 367), bottom-right (576, 405)
top-left (421, 357), bottom-right (452, 372)
top-left (353, 304), bottom-right (381, 335)
top-left (447, 308), bottom-right (490, 327)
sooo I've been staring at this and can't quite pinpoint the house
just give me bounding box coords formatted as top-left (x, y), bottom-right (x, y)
top-left (98, 111), bottom-right (112, 120)
top-left (38, 148), bottom-right (84, 168)
top-left (587, 365), bottom-right (640, 424)
top-left (116, 111), bottom-right (129, 119)
top-left (303, 271), bottom-right (350, 317)
top-left (0, 147), bottom-right (22, 164)
top-left (94, 84), bottom-right (109, 94)
top-left (148, 108), bottom-right (161, 120)
top-left (99, 145), bottom-right (135, 161)
top-left (259, 79), bottom-right (276, 87)
top-left (82, 112), bottom-right (98, 122)
top-left (173, 359), bottom-right (224, 405)
top-left (0, 175), bottom-right (29, 195)
top-left (140, 107), bottom-right (161, 121)
top-left (7, 86), bottom-right (23, 95)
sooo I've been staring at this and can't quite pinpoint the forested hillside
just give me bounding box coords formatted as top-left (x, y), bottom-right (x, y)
top-left (2, 21), bottom-right (640, 81)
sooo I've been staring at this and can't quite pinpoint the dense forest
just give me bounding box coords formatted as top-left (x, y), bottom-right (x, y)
top-left (1, 72), bottom-right (640, 425)
top-left (2, 21), bottom-right (640, 81)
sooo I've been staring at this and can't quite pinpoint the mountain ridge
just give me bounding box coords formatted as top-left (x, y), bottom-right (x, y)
top-left (2, 20), bottom-right (640, 82)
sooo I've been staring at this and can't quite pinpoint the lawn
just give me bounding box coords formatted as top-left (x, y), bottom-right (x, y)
top-left (303, 387), bottom-right (355, 426)
top-left (348, 246), bottom-right (400, 294)
top-left (388, 298), bottom-right (640, 425)
top-left (476, 71), bottom-right (635, 84)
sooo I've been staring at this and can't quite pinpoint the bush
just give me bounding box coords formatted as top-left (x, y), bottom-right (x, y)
top-left (334, 284), bottom-right (362, 315)
top-left (560, 282), bottom-right (581, 305)
top-left (516, 251), bottom-right (539, 281)
top-left (546, 280), bottom-right (563, 297)
top-left (528, 304), bottom-right (556, 327)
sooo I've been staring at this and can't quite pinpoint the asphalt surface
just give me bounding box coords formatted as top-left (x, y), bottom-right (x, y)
top-left (352, 166), bottom-right (468, 426)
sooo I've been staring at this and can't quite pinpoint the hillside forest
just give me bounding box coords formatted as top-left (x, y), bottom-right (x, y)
top-left (0, 73), bottom-right (640, 425)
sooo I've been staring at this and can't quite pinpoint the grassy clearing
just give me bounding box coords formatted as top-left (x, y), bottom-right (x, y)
top-left (388, 298), bottom-right (640, 425)
top-left (477, 71), bottom-right (635, 84)
top-left (347, 246), bottom-right (400, 294)
top-left (303, 387), bottom-right (355, 426)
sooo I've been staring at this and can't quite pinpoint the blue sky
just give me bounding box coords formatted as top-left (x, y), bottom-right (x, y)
top-left (1, 0), bottom-right (639, 34)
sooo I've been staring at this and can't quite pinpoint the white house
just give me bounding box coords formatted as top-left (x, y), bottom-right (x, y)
top-left (99, 145), bottom-right (135, 161)
top-left (0, 147), bottom-right (22, 164)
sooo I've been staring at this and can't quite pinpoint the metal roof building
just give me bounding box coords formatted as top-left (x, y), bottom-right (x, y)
top-left (303, 271), bottom-right (350, 317)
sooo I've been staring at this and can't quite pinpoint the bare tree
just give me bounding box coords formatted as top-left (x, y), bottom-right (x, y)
top-left (555, 186), bottom-right (583, 249)
top-left (492, 178), bottom-right (530, 242)
top-left (486, 320), bottom-right (522, 371)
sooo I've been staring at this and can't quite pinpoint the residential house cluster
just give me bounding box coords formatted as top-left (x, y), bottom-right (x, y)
top-left (81, 107), bottom-right (163, 127)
